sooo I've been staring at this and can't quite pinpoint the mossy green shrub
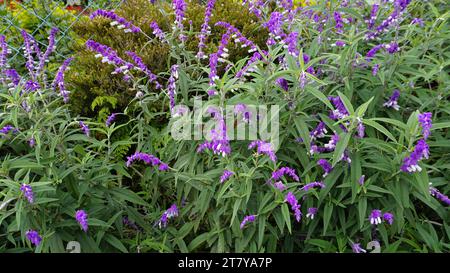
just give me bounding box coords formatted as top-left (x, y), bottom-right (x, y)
top-left (67, 0), bottom-right (268, 118)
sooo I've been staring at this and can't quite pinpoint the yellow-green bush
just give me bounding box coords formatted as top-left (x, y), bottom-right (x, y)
top-left (67, 0), bottom-right (268, 118)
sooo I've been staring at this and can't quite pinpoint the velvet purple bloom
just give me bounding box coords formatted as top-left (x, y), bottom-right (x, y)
top-left (430, 187), bottom-right (450, 206)
top-left (300, 181), bottom-right (325, 191)
top-left (248, 140), bottom-right (277, 162)
top-left (310, 122), bottom-right (328, 140)
top-left (352, 243), bottom-right (366, 253)
top-left (240, 215), bottom-right (256, 229)
top-left (105, 113), bottom-right (117, 127)
top-left (383, 212), bottom-right (394, 225)
top-left (75, 210), bottom-right (88, 232)
top-left (276, 78), bottom-right (289, 91)
top-left (317, 159), bottom-right (333, 177)
top-left (220, 170), bottom-right (234, 183)
top-left (285, 192), bottom-right (301, 222)
top-left (79, 121), bottom-right (90, 137)
top-left (383, 89), bottom-right (400, 110)
top-left (157, 204), bottom-right (179, 228)
top-left (90, 9), bottom-right (141, 33)
top-left (52, 57), bottom-right (73, 103)
top-left (306, 207), bottom-right (318, 220)
top-left (26, 230), bottom-right (42, 246)
top-left (271, 167), bottom-right (299, 182)
top-left (418, 112), bottom-right (432, 140)
top-left (126, 152), bottom-right (169, 171)
top-left (20, 184), bottom-right (34, 204)
top-left (197, 0), bottom-right (216, 59)
top-left (401, 139), bottom-right (429, 173)
top-left (369, 209), bottom-right (382, 225)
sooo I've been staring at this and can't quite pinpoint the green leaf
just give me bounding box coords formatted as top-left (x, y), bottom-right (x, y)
top-left (332, 132), bottom-right (351, 166)
top-left (306, 86), bottom-right (334, 110)
top-left (104, 234), bottom-right (128, 253)
top-left (281, 204), bottom-right (292, 234)
top-left (364, 119), bottom-right (397, 143)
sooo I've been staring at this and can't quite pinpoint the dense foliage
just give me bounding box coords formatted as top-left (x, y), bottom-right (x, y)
top-left (0, 0), bottom-right (449, 253)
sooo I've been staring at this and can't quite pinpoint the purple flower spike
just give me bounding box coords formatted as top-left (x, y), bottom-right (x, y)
top-left (384, 42), bottom-right (400, 54)
top-left (20, 184), bottom-right (34, 204)
top-left (310, 122), bottom-right (328, 140)
top-left (52, 57), bottom-right (73, 103)
top-left (157, 204), bottom-right (179, 228)
top-left (90, 9), bottom-right (141, 33)
top-left (383, 212), bottom-right (394, 225)
top-left (285, 192), bottom-right (302, 222)
top-left (276, 78), bottom-right (289, 91)
top-left (126, 152), bottom-right (169, 171)
top-left (333, 11), bottom-right (344, 33)
top-left (352, 243), bottom-right (367, 253)
top-left (358, 175), bottom-right (365, 186)
top-left (37, 27), bottom-right (58, 75)
top-left (248, 140), bottom-right (277, 162)
top-left (75, 210), bottom-right (88, 232)
top-left (366, 44), bottom-right (383, 61)
top-left (401, 139), bottom-right (429, 173)
top-left (79, 121), bottom-right (90, 137)
top-left (372, 64), bottom-right (380, 76)
top-left (150, 21), bottom-right (166, 41)
top-left (369, 209), bottom-right (382, 225)
top-left (26, 230), bottom-right (42, 246)
top-left (356, 119), bottom-right (365, 138)
top-left (125, 51), bottom-right (160, 88)
top-left (317, 159), bottom-right (333, 177)
top-left (383, 89), bottom-right (400, 110)
top-left (105, 113), bottom-right (117, 127)
top-left (220, 170), bottom-right (234, 183)
top-left (197, 0), bottom-right (216, 59)
top-left (167, 65), bottom-right (179, 112)
top-left (306, 207), bottom-right (318, 220)
top-left (0, 125), bottom-right (19, 136)
top-left (240, 215), bottom-right (256, 229)
top-left (271, 167), bottom-right (299, 182)
top-left (430, 187), bottom-right (450, 206)
top-left (418, 112), bottom-right (432, 140)
top-left (300, 181), bottom-right (325, 191)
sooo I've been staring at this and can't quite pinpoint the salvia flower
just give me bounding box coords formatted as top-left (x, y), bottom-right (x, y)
top-left (401, 139), bottom-right (429, 173)
top-left (198, 109), bottom-right (231, 157)
top-left (310, 122), bottom-right (328, 140)
top-left (284, 31), bottom-right (299, 57)
top-left (125, 51), bottom-right (160, 88)
top-left (26, 230), bottom-right (42, 246)
top-left (300, 181), bottom-right (325, 191)
top-left (384, 42), bottom-right (399, 54)
top-left (418, 112), bottom-right (432, 140)
top-left (306, 207), bottom-right (318, 220)
top-left (20, 184), bottom-right (34, 204)
top-left (359, 175), bottom-right (366, 185)
top-left (271, 167), bottom-right (299, 182)
top-left (411, 18), bottom-right (424, 27)
top-left (90, 9), bottom-right (141, 33)
top-left (285, 192), bottom-right (302, 222)
top-left (317, 159), bottom-right (333, 177)
top-left (383, 89), bottom-right (400, 110)
top-left (369, 209), bottom-right (382, 225)
top-left (366, 4), bottom-right (379, 29)
top-left (220, 170), bottom-right (234, 183)
top-left (372, 64), bottom-right (380, 76)
top-left (0, 35), bottom-right (9, 72)
top-left (329, 96), bottom-right (349, 120)
top-left (21, 30), bottom-right (36, 79)
top-left (383, 212), bottom-right (394, 225)
top-left (429, 187), bottom-right (450, 206)
top-left (149, 21), bottom-right (166, 41)
top-left (0, 125), bottom-right (18, 136)
top-left (126, 152), bottom-right (169, 171)
top-left (333, 11), bottom-right (344, 33)
top-left (4, 69), bottom-right (21, 87)
top-left (333, 40), bottom-right (346, 47)
top-left (324, 132), bottom-right (340, 151)
top-left (234, 103), bottom-right (252, 122)
top-left (105, 113), bottom-right (117, 127)
top-left (276, 77), bottom-right (289, 91)
top-left (37, 27), bottom-right (58, 75)
top-left (75, 210), bottom-right (88, 232)
top-left (197, 0), bottom-right (216, 59)
top-left (240, 215), bottom-right (256, 229)
top-left (52, 57), bottom-right (73, 103)
top-left (366, 44), bottom-right (383, 61)
top-left (356, 118), bottom-right (365, 138)
top-left (248, 140), bottom-right (277, 162)
top-left (273, 181), bottom-right (286, 191)
top-left (79, 121), bottom-right (90, 137)
top-left (352, 243), bottom-right (367, 253)
top-left (157, 204), bottom-right (179, 228)
top-left (167, 65), bottom-right (179, 112)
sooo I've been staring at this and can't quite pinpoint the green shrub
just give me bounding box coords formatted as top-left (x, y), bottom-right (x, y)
top-left (67, 0), bottom-right (268, 118)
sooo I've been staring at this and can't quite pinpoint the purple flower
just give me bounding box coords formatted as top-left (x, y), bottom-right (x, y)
top-left (356, 119), bottom-right (365, 138)
top-left (167, 65), bottom-right (179, 112)
top-left (383, 89), bottom-right (400, 110)
top-left (28, 137), bottom-right (36, 148)
top-left (0, 35), bottom-right (9, 72)
top-left (352, 243), bottom-right (366, 253)
top-left (366, 44), bottom-right (383, 61)
top-left (234, 103), bottom-right (252, 122)
top-left (369, 209), bottom-right (382, 225)
top-left (4, 69), bottom-right (21, 87)
top-left (372, 64), bottom-right (380, 76)
top-left (24, 80), bottom-right (40, 92)
top-left (383, 212), bottom-right (394, 225)
top-left (20, 184), bottom-right (34, 204)
top-left (324, 132), bottom-right (339, 151)
top-left (411, 18), bottom-right (424, 27)
top-left (248, 140), bottom-right (277, 162)
top-left (317, 159), bottom-right (333, 177)
top-left (271, 167), bottom-right (299, 182)
top-left (21, 30), bottom-right (37, 80)
top-left (198, 109), bottom-right (231, 157)
top-left (172, 0), bottom-right (187, 30)
top-left (299, 71), bottom-right (307, 89)
top-left (37, 27), bottom-right (58, 75)
top-left (105, 113), bottom-right (117, 127)
top-left (300, 181), bottom-right (325, 191)
top-left (150, 21), bottom-right (166, 41)
top-left (0, 125), bottom-right (19, 136)
top-left (334, 40), bottom-right (346, 47)
top-left (52, 57), bottom-right (73, 103)
top-left (240, 215), bottom-right (256, 229)
top-left (220, 170), bottom-right (234, 183)
top-left (197, 0), bottom-right (217, 59)
top-left (309, 143), bottom-right (327, 155)
top-left (306, 207), bottom-right (318, 220)
top-left (328, 96), bottom-right (349, 120)
top-left (358, 175), bottom-right (365, 185)
top-left (285, 192), bottom-right (302, 222)
top-left (366, 4), bottom-right (379, 29)
top-left (384, 42), bottom-right (400, 54)
top-left (157, 204), bottom-right (179, 228)
top-left (79, 121), bottom-right (90, 137)
top-left (276, 78), bottom-right (289, 91)
top-left (125, 51), bottom-right (160, 88)
top-left (401, 139), bottom-right (429, 173)
top-left (430, 187), bottom-right (450, 206)
top-left (90, 9), bottom-right (141, 33)
top-left (310, 122), bottom-right (328, 140)
top-left (75, 210), bottom-right (88, 232)
top-left (284, 31), bottom-right (299, 57)
top-left (273, 181), bottom-right (286, 191)
top-left (126, 152), bottom-right (169, 171)
top-left (333, 11), bottom-right (344, 33)
top-left (236, 51), bottom-right (265, 79)
top-left (418, 112), bottom-right (432, 140)
top-left (26, 230), bottom-right (42, 246)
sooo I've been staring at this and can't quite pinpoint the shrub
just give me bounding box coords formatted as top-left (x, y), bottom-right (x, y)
top-left (67, 0), bottom-right (268, 118)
